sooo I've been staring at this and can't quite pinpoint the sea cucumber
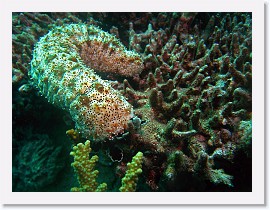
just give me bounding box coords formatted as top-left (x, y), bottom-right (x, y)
top-left (29, 24), bottom-right (144, 141)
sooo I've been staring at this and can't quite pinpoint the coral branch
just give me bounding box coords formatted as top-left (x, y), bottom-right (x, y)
top-left (119, 151), bottom-right (144, 192)
top-left (70, 140), bottom-right (107, 192)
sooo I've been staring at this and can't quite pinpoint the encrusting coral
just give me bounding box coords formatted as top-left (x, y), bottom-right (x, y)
top-left (29, 24), bottom-right (143, 141)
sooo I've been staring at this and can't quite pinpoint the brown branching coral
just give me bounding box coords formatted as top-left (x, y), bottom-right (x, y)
top-left (121, 12), bottom-right (252, 190)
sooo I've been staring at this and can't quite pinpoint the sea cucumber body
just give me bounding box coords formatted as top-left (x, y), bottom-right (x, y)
top-left (30, 24), bottom-right (143, 141)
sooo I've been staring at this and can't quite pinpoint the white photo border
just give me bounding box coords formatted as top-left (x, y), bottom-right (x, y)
top-left (0, 0), bottom-right (265, 205)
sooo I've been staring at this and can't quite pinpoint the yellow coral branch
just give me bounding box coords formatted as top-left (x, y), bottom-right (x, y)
top-left (119, 151), bottom-right (144, 192)
top-left (70, 140), bottom-right (107, 192)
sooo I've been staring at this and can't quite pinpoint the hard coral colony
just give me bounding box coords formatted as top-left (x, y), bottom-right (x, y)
top-left (12, 12), bottom-right (252, 192)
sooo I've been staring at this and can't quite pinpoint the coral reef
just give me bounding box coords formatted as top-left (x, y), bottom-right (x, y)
top-left (12, 12), bottom-right (252, 192)
top-left (120, 12), bottom-right (252, 191)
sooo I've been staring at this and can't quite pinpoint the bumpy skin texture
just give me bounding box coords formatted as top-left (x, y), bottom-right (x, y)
top-left (30, 24), bottom-right (143, 141)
